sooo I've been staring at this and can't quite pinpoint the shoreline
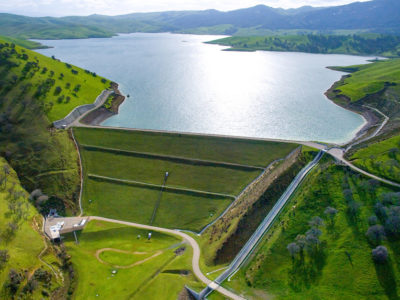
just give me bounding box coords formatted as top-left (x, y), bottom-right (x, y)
top-left (324, 74), bottom-right (381, 147)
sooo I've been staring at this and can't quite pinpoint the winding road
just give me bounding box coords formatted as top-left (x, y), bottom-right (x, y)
top-left (88, 216), bottom-right (245, 300)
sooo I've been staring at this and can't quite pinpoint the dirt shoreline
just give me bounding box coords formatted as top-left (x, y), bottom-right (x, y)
top-left (324, 74), bottom-right (381, 146)
top-left (81, 82), bottom-right (126, 125)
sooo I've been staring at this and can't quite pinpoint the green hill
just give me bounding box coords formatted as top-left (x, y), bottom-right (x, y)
top-left (208, 34), bottom-right (400, 57)
top-left (0, 39), bottom-right (110, 214)
top-left (0, 158), bottom-right (66, 299)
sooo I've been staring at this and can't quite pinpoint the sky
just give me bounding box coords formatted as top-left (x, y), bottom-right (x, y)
top-left (0, 0), bottom-right (371, 17)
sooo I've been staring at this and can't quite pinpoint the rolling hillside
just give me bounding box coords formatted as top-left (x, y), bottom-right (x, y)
top-left (0, 0), bottom-right (399, 41)
top-left (0, 38), bottom-right (110, 214)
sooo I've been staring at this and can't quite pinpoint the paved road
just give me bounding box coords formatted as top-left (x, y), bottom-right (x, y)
top-left (198, 150), bottom-right (325, 299)
top-left (88, 216), bottom-right (245, 300)
top-left (328, 148), bottom-right (400, 188)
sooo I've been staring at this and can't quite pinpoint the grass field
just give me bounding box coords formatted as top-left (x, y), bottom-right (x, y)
top-left (330, 58), bottom-right (400, 102)
top-left (75, 127), bottom-right (299, 232)
top-left (350, 135), bottom-right (400, 183)
top-left (0, 38), bottom-right (110, 121)
top-left (64, 220), bottom-right (203, 299)
top-left (225, 158), bottom-right (400, 299)
top-left (0, 158), bottom-right (63, 298)
top-left (73, 127), bottom-right (297, 167)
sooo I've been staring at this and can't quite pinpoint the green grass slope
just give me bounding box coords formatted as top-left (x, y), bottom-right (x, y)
top-left (74, 127), bottom-right (298, 232)
top-left (226, 159), bottom-right (400, 299)
top-left (330, 58), bottom-right (400, 102)
top-left (0, 158), bottom-right (64, 299)
top-left (208, 34), bottom-right (400, 57)
top-left (350, 135), bottom-right (400, 183)
top-left (64, 220), bottom-right (203, 299)
top-left (0, 39), bottom-right (111, 121)
top-left (73, 127), bottom-right (297, 167)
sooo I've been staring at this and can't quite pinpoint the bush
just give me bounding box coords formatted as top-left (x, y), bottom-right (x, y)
top-left (0, 249), bottom-right (9, 268)
top-left (372, 245), bottom-right (388, 263)
top-left (366, 225), bottom-right (386, 244)
top-left (54, 86), bottom-right (62, 96)
top-left (6, 269), bottom-right (23, 294)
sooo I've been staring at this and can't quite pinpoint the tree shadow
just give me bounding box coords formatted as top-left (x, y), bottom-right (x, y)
top-left (374, 259), bottom-right (399, 300)
top-left (288, 243), bottom-right (327, 292)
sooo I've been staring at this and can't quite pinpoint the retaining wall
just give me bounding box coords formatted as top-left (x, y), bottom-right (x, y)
top-left (53, 89), bottom-right (112, 129)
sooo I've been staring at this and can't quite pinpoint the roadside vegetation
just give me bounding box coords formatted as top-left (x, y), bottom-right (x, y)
top-left (64, 220), bottom-right (203, 299)
top-left (226, 158), bottom-right (400, 299)
top-left (0, 158), bottom-right (66, 299)
top-left (208, 34), bottom-right (400, 57)
top-left (74, 127), bottom-right (299, 232)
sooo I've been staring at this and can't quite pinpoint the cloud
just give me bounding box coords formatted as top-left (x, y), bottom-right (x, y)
top-left (0, 0), bottom-right (370, 17)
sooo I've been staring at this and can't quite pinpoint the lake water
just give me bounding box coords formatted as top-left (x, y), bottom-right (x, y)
top-left (36, 33), bottom-right (372, 143)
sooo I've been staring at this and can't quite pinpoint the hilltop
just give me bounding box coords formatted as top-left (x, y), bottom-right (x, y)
top-left (0, 0), bottom-right (399, 42)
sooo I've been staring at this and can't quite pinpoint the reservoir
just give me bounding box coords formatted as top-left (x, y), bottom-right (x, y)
top-left (36, 33), bottom-right (372, 143)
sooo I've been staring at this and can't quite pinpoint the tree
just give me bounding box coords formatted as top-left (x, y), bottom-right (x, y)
top-left (343, 188), bottom-right (353, 202)
top-left (3, 164), bottom-right (10, 189)
top-left (0, 249), bottom-right (9, 268)
top-left (366, 225), bottom-right (386, 244)
top-left (348, 201), bottom-right (361, 219)
top-left (372, 245), bottom-right (388, 263)
top-left (385, 214), bottom-right (400, 235)
top-left (54, 86), bottom-right (62, 96)
top-left (295, 234), bottom-right (306, 253)
top-left (324, 207), bottom-right (338, 225)
top-left (368, 215), bottom-right (378, 225)
top-left (389, 147), bottom-right (399, 159)
top-left (6, 269), bottom-right (22, 294)
top-left (29, 189), bottom-right (42, 202)
top-left (287, 242), bottom-right (300, 261)
top-left (309, 216), bottom-right (324, 228)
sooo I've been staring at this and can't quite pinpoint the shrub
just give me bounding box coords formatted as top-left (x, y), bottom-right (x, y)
top-left (54, 86), bottom-right (62, 96)
top-left (372, 245), bottom-right (388, 263)
top-left (366, 225), bottom-right (386, 244)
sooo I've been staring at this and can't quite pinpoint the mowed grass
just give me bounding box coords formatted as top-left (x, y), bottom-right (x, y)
top-left (226, 159), bottom-right (400, 299)
top-left (333, 58), bottom-right (400, 102)
top-left (350, 135), bottom-right (400, 183)
top-left (0, 39), bottom-right (110, 121)
top-left (73, 127), bottom-right (298, 167)
top-left (83, 179), bottom-right (232, 232)
top-left (64, 220), bottom-right (203, 300)
top-left (75, 127), bottom-right (299, 232)
top-left (81, 149), bottom-right (260, 195)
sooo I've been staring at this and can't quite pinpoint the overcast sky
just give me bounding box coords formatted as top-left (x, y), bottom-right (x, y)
top-left (0, 0), bottom-right (370, 17)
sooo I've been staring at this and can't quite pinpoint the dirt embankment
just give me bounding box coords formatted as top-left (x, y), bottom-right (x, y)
top-left (81, 82), bottom-right (126, 125)
top-left (202, 147), bottom-right (303, 265)
top-left (213, 153), bottom-right (309, 264)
